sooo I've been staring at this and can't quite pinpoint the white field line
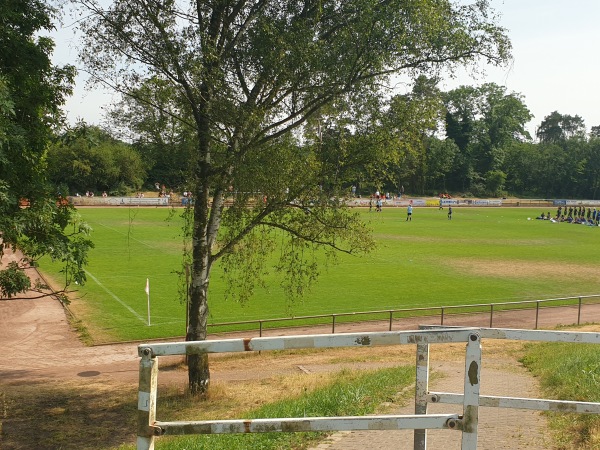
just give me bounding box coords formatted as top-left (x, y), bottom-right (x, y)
top-left (85, 270), bottom-right (147, 323)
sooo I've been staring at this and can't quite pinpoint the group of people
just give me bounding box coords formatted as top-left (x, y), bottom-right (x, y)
top-left (369, 195), bottom-right (453, 221)
top-left (537, 206), bottom-right (600, 225)
top-left (369, 192), bottom-right (385, 212)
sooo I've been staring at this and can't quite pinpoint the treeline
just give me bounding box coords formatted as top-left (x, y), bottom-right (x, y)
top-left (47, 81), bottom-right (600, 200)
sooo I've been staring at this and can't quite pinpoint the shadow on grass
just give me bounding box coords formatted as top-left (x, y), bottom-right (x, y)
top-left (0, 379), bottom-right (137, 450)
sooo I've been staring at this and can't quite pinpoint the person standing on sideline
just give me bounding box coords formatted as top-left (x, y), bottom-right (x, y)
top-left (406, 204), bottom-right (413, 221)
top-left (448, 206), bottom-right (453, 220)
top-left (439, 197), bottom-right (443, 210)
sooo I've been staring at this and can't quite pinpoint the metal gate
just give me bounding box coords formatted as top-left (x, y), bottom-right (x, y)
top-left (137, 327), bottom-right (600, 449)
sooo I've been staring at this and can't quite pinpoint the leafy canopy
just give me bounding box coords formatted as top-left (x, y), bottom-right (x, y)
top-left (0, 0), bottom-right (93, 298)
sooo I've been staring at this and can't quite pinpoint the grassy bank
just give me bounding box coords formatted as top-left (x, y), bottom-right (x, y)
top-left (522, 327), bottom-right (600, 449)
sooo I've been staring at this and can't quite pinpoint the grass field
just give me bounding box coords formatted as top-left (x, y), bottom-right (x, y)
top-left (38, 205), bottom-right (600, 343)
top-left (522, 329), bottom-right (600, 449)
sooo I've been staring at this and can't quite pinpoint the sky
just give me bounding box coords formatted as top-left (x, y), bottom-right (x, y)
top-left (49, 0), bottom-right (600, 137)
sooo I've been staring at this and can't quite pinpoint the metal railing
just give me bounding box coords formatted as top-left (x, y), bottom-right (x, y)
top-left (137, 327), bottom-right (600, 449)
top-left (206, 294), bottom-right (600, 336)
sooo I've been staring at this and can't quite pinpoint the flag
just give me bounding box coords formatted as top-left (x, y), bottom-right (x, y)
top-left (145, 278), bottom-right (150, 295)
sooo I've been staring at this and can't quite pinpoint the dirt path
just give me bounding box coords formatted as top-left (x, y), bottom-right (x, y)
top-left (309, 357), bottom-right (548, 450)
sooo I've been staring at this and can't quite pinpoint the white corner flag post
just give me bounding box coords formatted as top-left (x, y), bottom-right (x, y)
top-left (145, 278), bottom-right (151, 326)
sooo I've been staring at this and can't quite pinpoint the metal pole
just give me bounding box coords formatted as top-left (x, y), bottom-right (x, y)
top-left (389, 311), bottom-right (393, 331)
top-left (441, 307), bottom-right (444, 326)
top-left (332, 315), bottom-right (336, 334)
top-left (578, 297), bottom-right (582, 325)
top-left (461, 333), bottom-right (482, 449)
top-left (535, 301), bottom-right (539, 330)
top-left (137, 349), bottom-right (158, 450)
top-left (489, 305), bottom-right (494, 328)
top-left (414, 341), bottom-right (430, 450)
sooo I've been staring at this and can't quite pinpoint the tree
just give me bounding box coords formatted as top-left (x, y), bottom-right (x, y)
top-left (443, 85), bottom-right (478, 191)
top-left (484, 169), bottom-right (506, 196)
top-left (76, 0), bottom-right (510, 394)
top-left (47, 122), bottom-right (146, 195)
top-left (426, 137), bottom-right (459, 193)
top-left (443, 83), bottom-right (531, 194)
top-left (536, 111), bottom-right (586, 144)
top-left (0, 0), bottom-right (93, 298)
top-left (583, 137), bottom-right (600, 199)
top-left (503, 141), bottom-right (541, 196)
top-left (108, 78), bottom-right (197, 190)
top-left (384, 76), bottom-right (446, 195)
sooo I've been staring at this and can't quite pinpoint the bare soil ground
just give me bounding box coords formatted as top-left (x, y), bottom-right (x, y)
top-left (2, 248), bottom-right (599, 449)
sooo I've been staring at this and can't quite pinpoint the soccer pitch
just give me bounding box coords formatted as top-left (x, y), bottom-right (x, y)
top-left (38, 206), bottom-right (600, 343)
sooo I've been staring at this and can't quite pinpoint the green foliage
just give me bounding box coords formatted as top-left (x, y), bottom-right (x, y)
top-left (484, 169), bottom-right (506, 196)
top-left (47, 122), bottom-right (146, 195)
top-left (426, 137), bottom-right (459, 192)
top-left (107, 77), bottom-right (196, 190)
top-left (0, 261), bottom-right (31, 297)
top-left (536, 111), bottom-right (587, 144)
top-left (219, 135), bottom-right (376, 306)
top-left (0, 0), bottom-right (93, 297)
top-left (442, 83), bottom-right (532, 194)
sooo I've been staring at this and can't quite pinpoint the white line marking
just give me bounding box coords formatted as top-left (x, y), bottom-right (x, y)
top-left (85, 270), bottom-right (147, 323)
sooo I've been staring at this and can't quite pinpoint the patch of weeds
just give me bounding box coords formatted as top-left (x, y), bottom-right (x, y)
top-left (522, 341), bottom-right (600, 449)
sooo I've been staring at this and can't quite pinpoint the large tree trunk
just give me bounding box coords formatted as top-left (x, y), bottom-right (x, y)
top-left (186, 272), bottom-right (210, 394)
top-left (186, 175), bottom-right (215, 394)
top-left (187, 187), bottom-right (227, 394)
top-left (186, 64), bottom-right (216, 393)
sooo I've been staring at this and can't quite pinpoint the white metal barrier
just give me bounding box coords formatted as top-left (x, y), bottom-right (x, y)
top-left (137, 327), bottom-right (600, 449)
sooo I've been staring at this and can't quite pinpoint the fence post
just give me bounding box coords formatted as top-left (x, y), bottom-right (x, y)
top-left (259, 320), bottom-right (263, 337)
top-left (414, 341), bottom-right (430, 450)
top-left (489, 305), bottom-right (494, 328)
top-left (332, 315), bottom-right (336, 334)
top-left (535, 301), bottom-right (539, 329)
top-left (389, 311), bottom-right (393, 331)
top-left (137, 348), bottom-right (158, 450)
top-left (578, 297), bottom-right (582, 325)
top-left (440, 307), bottom-right (444, 326)
top-left (461, 333), bottom-right (482, 449)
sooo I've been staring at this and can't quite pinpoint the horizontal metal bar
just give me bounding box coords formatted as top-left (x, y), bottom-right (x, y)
top-left (153, 414), bottom-right (462, 436)
top-left (419, 326), bottom-right (600, 344)
top-left (429, 393), bottom-right (600, 414)
top-left (206, 294), bottom-right (600, 329)
top-left (138, 329), bottom-right (474, 357)
top-left (139, 328), bottom-right (600, 357)
top-left (479, 328), bottom-right (600, 344)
